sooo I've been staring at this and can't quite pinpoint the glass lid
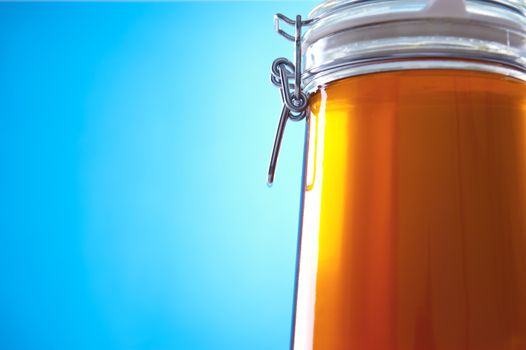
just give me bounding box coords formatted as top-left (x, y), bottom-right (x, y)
top-left (301, 0), bottom-right (526, 91)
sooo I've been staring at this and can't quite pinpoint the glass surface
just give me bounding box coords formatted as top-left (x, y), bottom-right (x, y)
top-left (293, 69), bottom-right (526, 350)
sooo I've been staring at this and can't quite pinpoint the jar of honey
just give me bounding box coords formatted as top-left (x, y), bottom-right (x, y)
top-left (268, 1), bottom-right (526, 349)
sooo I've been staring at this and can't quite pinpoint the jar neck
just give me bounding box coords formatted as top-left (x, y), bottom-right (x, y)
top-left (303, 59), bottom-right (526, 93)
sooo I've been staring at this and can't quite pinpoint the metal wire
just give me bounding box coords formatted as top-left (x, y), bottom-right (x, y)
top-left (268, 14), bottom-right (313, 186)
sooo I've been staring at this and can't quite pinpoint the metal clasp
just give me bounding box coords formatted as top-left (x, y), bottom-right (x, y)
top-left (268, 14), bottom-right (314, 186)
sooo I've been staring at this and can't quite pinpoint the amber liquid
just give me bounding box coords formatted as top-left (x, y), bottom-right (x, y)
top-left (293, 70), bottom-right (526, 350)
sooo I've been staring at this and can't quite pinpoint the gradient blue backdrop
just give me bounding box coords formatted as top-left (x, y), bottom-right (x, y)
top-left (0, 2), bottom-right (318, 349)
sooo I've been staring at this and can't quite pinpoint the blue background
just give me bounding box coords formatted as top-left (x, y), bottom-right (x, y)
top-left (0, 2), bottom-right (317, 349)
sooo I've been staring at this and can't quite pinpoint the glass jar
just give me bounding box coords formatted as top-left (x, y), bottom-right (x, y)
top-left (269, 1), bottom-right (526, 349)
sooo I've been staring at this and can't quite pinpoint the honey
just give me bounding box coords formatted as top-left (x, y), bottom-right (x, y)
top-left (294, 70), bottom-right (526, 350)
